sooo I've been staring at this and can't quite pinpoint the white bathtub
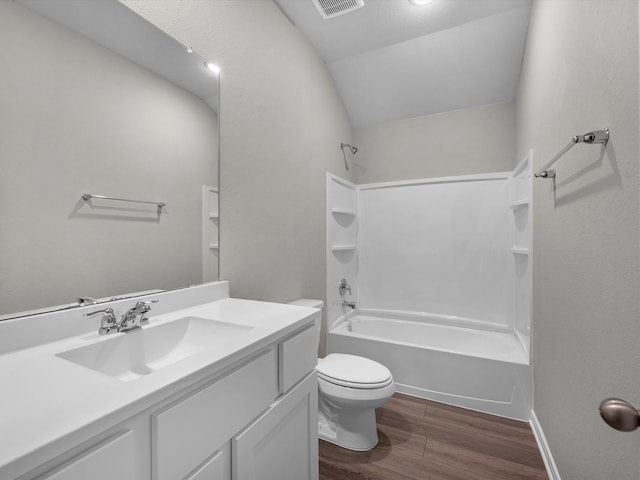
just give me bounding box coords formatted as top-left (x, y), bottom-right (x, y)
top-left (326, 312), bottom-right (532, 421)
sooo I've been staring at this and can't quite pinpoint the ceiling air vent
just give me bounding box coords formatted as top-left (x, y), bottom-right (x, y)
top-left (311, 0), bottom-right (364, 19)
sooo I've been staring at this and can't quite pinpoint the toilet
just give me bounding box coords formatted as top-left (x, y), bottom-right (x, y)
top-left (287, 299), bottom-right (396, 451)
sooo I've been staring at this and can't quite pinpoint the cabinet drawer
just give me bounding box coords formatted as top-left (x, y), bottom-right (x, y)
top-left (279, 324), bottom-right (318, 393)
top-left (39, 430), bottom-right (136, 480)
top-left (153, 349), bottom-right (278, 480)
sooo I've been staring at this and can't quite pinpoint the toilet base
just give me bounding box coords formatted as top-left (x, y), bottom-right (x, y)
top-left (318, 395), bottom-right (379, 451)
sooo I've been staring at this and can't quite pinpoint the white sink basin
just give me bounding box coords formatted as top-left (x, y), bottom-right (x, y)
top-left (56, 317), bottom-right (253, 381)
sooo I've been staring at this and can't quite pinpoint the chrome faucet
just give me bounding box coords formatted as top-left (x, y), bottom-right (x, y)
top-left (119, 300), bottom-right (158, 332)
top-left (84, 307), bottom-right (118, 335)
top-left (337, 278), bottom-right (352, 297)
top-left (342, 300), bottom-right (356, 309)
top-left (84, 300), bottom-right (158, 335)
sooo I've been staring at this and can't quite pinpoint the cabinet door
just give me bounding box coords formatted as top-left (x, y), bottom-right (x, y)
top-left (233, 373), bottom-right (318, 480)
top-left (185, 443), bottom-right (230, 480)
top-left (38, 430), bottom-right (136, 480)
top-left (153, 349), bottom-right (278, 480)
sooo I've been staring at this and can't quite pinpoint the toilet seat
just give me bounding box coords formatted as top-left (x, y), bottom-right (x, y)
top-left (318, 372), bottom-right (394, 389)
top-left (317, 353), bottom-right (393, 390)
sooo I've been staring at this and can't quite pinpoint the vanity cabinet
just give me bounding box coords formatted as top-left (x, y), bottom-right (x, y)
top-left (233, 373), bottom-right (317, 480)
top-left (184, 445), bottom-right (230, 480)
top-left (232, 323), bottom-right (318, 480)
top-left (152, 348), bottom-right (279, 480)
top-left (26, 322), bottom-right (318, 480)
top-left (38, 431), bottom-right (137, 480)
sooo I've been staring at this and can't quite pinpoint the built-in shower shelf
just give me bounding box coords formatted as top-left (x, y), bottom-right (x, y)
top-left (331, 208), bottom-right (356, 217)
top-left (510, 247), bottom-right (530, 255)
top-left (509, 200), bottom-right (530, 210)
top-left (331, 244), bottom-right (356, 252)
top-left (209, 244), bottom-right (219, 250)
top-left (209, 213), bottom-right (219, 219)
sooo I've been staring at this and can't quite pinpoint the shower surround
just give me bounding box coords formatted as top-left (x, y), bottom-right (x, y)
top-left (326, 155), bottom-right (532, 420)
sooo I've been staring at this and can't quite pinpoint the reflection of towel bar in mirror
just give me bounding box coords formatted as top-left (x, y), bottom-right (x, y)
top-left (1, 0), bottom-right (219, 320)
top-left (82, 193), bottom-right (166, 209)
top-left (534, 128), bottom-right (609, 179)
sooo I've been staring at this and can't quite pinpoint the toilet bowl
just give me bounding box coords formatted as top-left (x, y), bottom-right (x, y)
top-left (317, 353), bottom-right (395, 451)
top-left (287, 298), bottom-right (396, 451)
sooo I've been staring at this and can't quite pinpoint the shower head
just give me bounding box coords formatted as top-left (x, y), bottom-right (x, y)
top-left (340, 142), bottom-right (358, 155)
top-left (340, 142), bottom-right (358, 171)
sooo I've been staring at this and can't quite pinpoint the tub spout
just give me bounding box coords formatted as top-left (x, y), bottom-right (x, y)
top-left (342, 300), bottom-right (356, 309)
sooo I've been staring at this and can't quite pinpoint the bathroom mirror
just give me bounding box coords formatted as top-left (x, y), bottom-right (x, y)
top-left (0, 0), bottom-right (219, 319)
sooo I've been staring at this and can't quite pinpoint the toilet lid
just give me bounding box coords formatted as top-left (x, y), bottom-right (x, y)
top-left (317, 353), bottom-right (393, 389)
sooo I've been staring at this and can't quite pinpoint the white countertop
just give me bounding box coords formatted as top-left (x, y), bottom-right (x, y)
top-left (0, 282), bottom-right (319, 479)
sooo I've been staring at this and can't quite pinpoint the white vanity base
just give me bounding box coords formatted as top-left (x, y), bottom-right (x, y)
top-left (0, 281), bottom-right (320, 480)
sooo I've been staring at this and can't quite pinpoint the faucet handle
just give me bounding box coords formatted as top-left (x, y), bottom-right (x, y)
top-left (120, 300), bottom-right (158, 332)
top-left (338, 278), bottom-right (352, 296)
top-left (135, 299), bottom-right (158, 309)
top-left (84, 307), bottom-right (117, 335)
top-left (137, 300), bottom-right (158, 325)
top-left (84, 307), bottom-right (111, 318)
top-left (134, 299), bottom-right (158, 316)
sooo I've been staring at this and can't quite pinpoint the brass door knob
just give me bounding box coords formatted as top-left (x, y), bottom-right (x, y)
top-left (599, 398), bottom-right (640, 432)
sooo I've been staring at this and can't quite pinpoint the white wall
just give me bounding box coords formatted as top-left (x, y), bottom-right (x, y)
top-left (0, 1), bottom-right (217, 315)
top-left (517, 1), bottom-right (640, 478)
top-left (124, 0), bottom-right (355, 307)
top-left (357, 176), bottom-right (512, 329)
top-left (353, 102), bottom-right (516, 184)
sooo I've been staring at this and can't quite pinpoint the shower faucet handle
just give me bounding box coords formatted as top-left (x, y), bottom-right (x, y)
top-left (338, 278), bottom-right (352, 296)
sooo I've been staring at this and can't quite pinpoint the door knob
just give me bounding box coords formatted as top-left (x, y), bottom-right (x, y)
top-left (599, 398), bottom-right (640, 432)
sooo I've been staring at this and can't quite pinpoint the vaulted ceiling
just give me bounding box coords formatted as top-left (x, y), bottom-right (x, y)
top-left (275, 0), bottom-right (531, 128)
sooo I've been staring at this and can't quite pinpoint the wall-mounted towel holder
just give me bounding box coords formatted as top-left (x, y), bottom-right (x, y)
top-left (82, 193), bottom-right (166, 209)
top-left (534, 128), bottom-right (609, 179)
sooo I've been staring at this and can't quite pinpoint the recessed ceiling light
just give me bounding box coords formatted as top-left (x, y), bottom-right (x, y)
top-left (205, 62), bottom-right (220, 74)
top-left (409, 0), bottom-right (432, 5)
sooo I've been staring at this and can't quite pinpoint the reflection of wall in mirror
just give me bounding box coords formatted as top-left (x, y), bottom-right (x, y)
top-left (0, 0), bottom-right (219, 316)
top-left (124, 1), bottom-right (357, 311)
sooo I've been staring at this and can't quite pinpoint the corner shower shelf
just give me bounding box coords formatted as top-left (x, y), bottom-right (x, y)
top-left (209, 244), bottom-right (219, 250)
top-left (331, 244), bottom-right (356, 252)
top-left (331, 208), bottom-right (356, 217)
top-left (509, 200), bottom-right (530, 210)
top-left (510, 247), bottom-right (530, 255)
top-left (209, 213), bottom-right (219, 219)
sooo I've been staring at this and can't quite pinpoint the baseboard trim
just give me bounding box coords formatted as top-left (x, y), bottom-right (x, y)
top-left (530, 410), bottom-right (561, 480)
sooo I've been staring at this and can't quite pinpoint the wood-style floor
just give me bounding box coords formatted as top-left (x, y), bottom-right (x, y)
top-left (319, 393), bottom-right (548, 480)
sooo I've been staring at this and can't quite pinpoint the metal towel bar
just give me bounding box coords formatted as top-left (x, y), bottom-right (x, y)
top-left (534, 128), bottom-right (609, 179)
top-left (81, 193), bottom-right (166, 209)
